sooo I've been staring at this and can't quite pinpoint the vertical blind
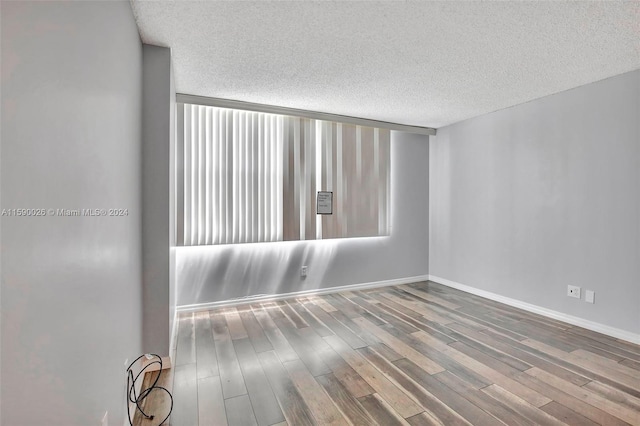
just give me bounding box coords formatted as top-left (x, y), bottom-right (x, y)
top-left (177, 103), bottom-right (389, 246)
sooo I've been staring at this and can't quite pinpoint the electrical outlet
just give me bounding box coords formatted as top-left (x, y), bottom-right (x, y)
top-left (585, 290), bottom-right (595, 304)
top-left (301, 266), bottom-right (308, 278)
top-left (567, 285), bottom-right (581, 299)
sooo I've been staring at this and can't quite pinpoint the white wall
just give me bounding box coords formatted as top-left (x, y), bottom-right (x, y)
top-left (430, 70), bottom-right (640, 336)
top-left (169, 47), bottom-right (177, 355)
top-left (1, 2), bottom-right (143, 425)
top-left (177, 131), bottom-right (429, 306)
top-left (142, 44), bottom-right (176, 357)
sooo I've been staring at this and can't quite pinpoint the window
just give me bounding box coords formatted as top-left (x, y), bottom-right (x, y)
top-left (177, 103), bottom-right (390, 245)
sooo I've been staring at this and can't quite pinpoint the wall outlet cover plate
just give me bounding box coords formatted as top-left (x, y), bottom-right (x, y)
top-left (567, 285), bottom-right (581, 299)
top-left (585, 290), bottom-right (595, 304)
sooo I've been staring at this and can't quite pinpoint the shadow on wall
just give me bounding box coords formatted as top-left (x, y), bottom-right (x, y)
top-left (176, 236), bottom-right (390, 305)
top-left (176, 131), bottom-right (431, 307)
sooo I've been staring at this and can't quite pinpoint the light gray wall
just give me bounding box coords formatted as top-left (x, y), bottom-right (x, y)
top-left (177, 131), bottom-right (429, 305)
top-left (142, 44), bottom-right (176, 356)
top-left (430, 70), bottom-right (640, 335)
top-left (1, 2), bottom-right (143, 425)
top-left (169, 49), bottom-right (177, 353)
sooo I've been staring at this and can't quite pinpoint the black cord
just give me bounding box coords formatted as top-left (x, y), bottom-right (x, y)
top-left (126, 354), bottom-right (173, 426)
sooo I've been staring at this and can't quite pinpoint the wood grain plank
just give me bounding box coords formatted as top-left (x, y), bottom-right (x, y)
top-left (225, 308), bottom-right (249, 340)
top-left (286, 300), bottom-right (333, 337)
top-left (321, 308), bottom-right (386, 350)
top-left (405, 411), bottom-right (445, 426)
top-left (440, 343), bottom-right (552, 407)
top-left (563, 330), bottom-right (640, 362)
top-left (450, 323), bottom-right (590, 386)
top-left (480, 384), bottom-right (565, 426)
top-left (620, 358), bottom-right (640, 372)
top-left (283, 359), bottom-right (346, 425)
top-left (367, 292), bottom-right (424, 319)
top-left (234, 338), bottom-right (285, 426)
top-left (342, 294), bottom-right (415, 331)
top-left (257, 351), bottom-right (316, 426)
top-left (272, 316), bottom-right (332, 377)
top-left (197, 375), bottom-right (227, 426)
top-left (566, 327), bottom-right (640, 356)
top-left (379, 326), bottom-right (490, 389)
top-left (398, 285), bottom-right (462, 310)
top-left (238, 307), bottom-right (274, 353)
top-left (317, 344), bottom-right (375, 398)
top-left (251, 305), bottom-right (299, 363)
top-left (423, 301), bottom-right (528, 341)
top-left (448, 341), bottom-right (521, 377)
top-left (571, 348), bottom-right (640, 381)
top-left (324, 334), bottom-right (423, 418)
top-left (357, 394), bottom-right (411, 426)
top-left (373, 300), bottom-right (456, 344)
top-left (525, 367), bottom-right (640, 425)
top-left (379, 291), bottom-right (456, 326)
top-left (477, 316), bottom-right (579, 353)
top-left (409, 330), bottom-right (451, 352)
top-left (539, 401), bottom-right (600, 426)
top-left (308, 296), bottom-right (338, 313)
top-left (296, 325), bottom-right (333, 352)
top-left (392, 358), bottom-right (502, 426)
top-left (324, 293), bottom-right (385, 325)
top-left (132, 369), bottom-right (173, 426)
top-left (432, 371), bottom-right (534, 426)
top-left (583, 380), bottom-right (640, 413)
top-left (512, 371), bottom-right (630, 425)
top-left (172, 363), bottom-right (199, 426)
top-left (518, 336), bottom-right (575, 358)
top-left (277, 301), bottom-right (309, 329)
top-left (353, 317), bottom-right (444, 374)
top-left (176, 312), bottom-right (196, 366)
top-left (445, 324), bottom-right (533, 373)
top-left (305, 302), bottom-right (367, 349)
top-left (195, 311), bottom-right (219, 379)
top-left (316, 373), bottom-right (376, 426)
top-left (521, 337), bottom-right (640, 396)
top-left (132, 372), bottom-right (156, 426)
top-left (225, 394), bottom-right (258, 426)
top-left (210, 312), bottom-right (247, 399)
top-left (424, 303), bottom-right (492, 333)
top-left (546, 332), bottom-right (628, 362)
top-left (519, 317), bottom-right (571, 332)
top-left (351, 289), bottom-right (376, 301)
top-left (359, 346), bottom-right (470, 426)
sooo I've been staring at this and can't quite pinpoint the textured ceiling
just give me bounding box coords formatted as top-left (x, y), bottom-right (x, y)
top-left (131, 1), bottom-right (640, 128)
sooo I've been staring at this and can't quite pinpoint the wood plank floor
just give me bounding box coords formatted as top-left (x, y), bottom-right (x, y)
top-left (135, 281), bottom-right (640, 426)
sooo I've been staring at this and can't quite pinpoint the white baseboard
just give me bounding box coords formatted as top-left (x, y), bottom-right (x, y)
top-left (169, 309), bottom-right (178, 366)
top-left (428, 275), bottom-right (640, 345)
top-left (176, 274), bottom-right (430, 313)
